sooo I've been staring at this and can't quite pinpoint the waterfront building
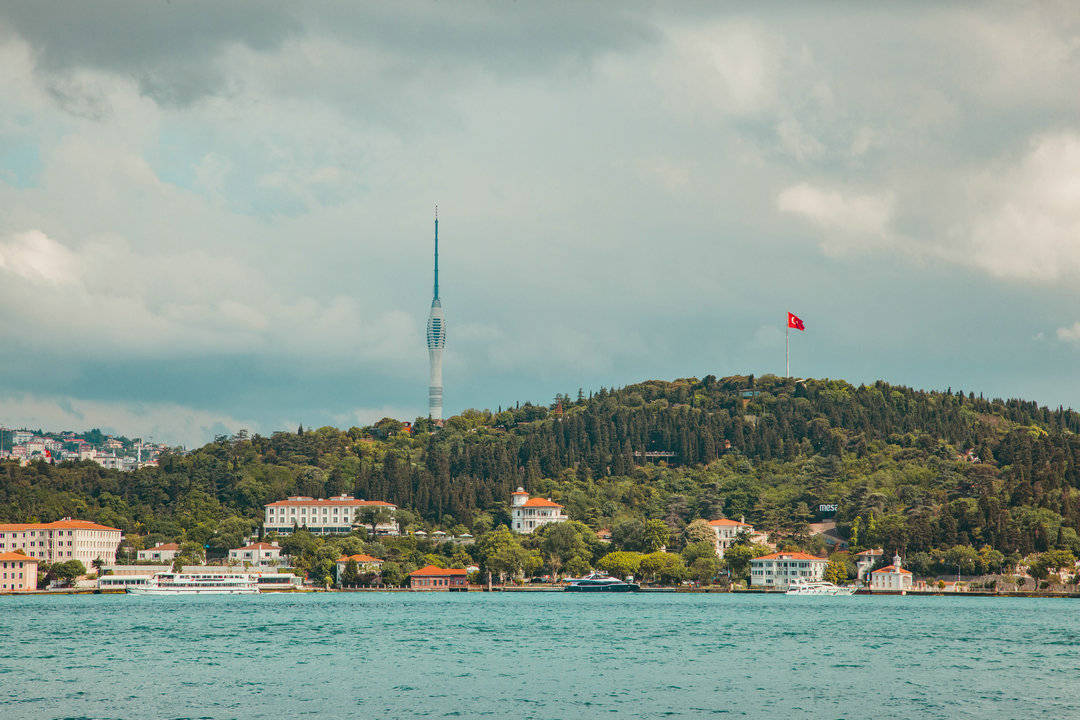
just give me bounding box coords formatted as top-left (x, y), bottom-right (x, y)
top-left (137, 542), bottom-right (180, 562)
top-left (855, 548), bottom-right (883, 582)
top-left (510, 487), bottom-right (568, 534)
top-left (410, 565), bottom-right (468, 591)
top-left (708, 517), bottom-right (755, 558)
top-left (335, 553), bottom-right (384, 585)
top-left (749, 552), bottom-right (827, 589)
top-left (870, 553), bottom-right (913, 591)
top-left (426, 210), bottom-right (446, 425)
top-left (0, 551), bottom-right (38, 591)
top-left (263, 495), bottom-right (398, 535)
top-left (228, 541), bottom-right (283, 567)
top-left (0, 518), bottom-right (122, 566)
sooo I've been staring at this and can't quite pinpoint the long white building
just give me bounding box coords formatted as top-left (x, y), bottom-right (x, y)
top-left (0, 518), bottom-right (123, 566)
top-left (510, 487), bottom-right (568, 534)
top-left (749, 551), bottom-right (827, 589)
top-left (263, 495), bottom-right (398, 535)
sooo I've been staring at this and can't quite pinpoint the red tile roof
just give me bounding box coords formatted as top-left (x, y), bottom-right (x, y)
top-left (871, 565), bottom-right (912, 574)
top-left (336, 554), bottom-right (383, 564)
top-left (856, 548), bottom-right (883, 556)
top-left (521, 497), bottom-right (563, 508)
top-left (0, 519), bottom-right (121, 532)
top-left (754, 552), bottom-right (825, 561)
top-left (266, 496), bottom-right (396, 508)
top-left (0, 551), bottom-right (38, 563)
top-left (709, 518), bottom-right (751, 527)
top-left (238, 542), bottom-right (280, 551)
top-left (147, 543), bottom-right (180, 551)
top-left (410, 564), bottom-right (467, 576)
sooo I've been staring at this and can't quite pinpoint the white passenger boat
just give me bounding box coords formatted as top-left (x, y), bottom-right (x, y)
top-left (785, 579), bottom-right (856, 596)
top-left (126, 572), bottom-right (260, 595)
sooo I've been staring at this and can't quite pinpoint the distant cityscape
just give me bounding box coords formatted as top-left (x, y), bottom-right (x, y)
top-left (0, 428), bottom-right (169, 471)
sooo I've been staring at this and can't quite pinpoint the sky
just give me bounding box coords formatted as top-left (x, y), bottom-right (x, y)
top-left (1, 2), bottom-right (1079, 447)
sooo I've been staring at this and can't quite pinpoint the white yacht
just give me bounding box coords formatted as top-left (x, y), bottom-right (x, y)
top-left (126, 572), bottom-right (260, 595)
top-left (785, 579), bottom-right (856, 596)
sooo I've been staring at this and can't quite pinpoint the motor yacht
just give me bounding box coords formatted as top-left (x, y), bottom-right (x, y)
top-left (564, 572), bottom-right (640, 592)
top-left (785, 578), bottom-right (856, 596)
top-left (126, 572), bottom-right (260, 595)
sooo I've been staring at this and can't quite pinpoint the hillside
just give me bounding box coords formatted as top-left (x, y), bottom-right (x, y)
top-left (3, 374), bottom-right (1080, 568)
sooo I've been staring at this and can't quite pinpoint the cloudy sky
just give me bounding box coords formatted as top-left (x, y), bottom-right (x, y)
top-left (1, 2), bottom-right (1079, 446)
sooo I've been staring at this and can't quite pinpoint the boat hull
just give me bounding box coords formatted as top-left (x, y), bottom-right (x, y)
top-left (126, 587), bottom-right (259, 595)
top-left (565, 584), bottom-right (640, 592)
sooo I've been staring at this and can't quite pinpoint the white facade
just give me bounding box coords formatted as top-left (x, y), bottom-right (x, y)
top-left (137, 543), bottom-right (180, 561)
top-left (263, 495), bottom-right (398, 535)
top-left (510, 487), bottom-right (568, 534)
top-left (750, 552), bottom-right (827, 589)
top-left (708, 518), bottom-right (755, 558)
top-left (0, 518), bottom-right (122, 567)
top-left (870, 554), bottom-right (913, 590)
top-left (229, 541), bottom-right (283, 566)
top-left (855, 548), bottom-right (883, 582)
top-left (335, 553), bottom-right (384, 584)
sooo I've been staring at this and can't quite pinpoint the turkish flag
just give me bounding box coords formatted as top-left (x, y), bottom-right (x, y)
top-left (787, 312), bottom-right (805, 331)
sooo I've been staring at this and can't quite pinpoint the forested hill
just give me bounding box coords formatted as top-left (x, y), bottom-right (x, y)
top-left (3, 374), bottom-right (1080, 558)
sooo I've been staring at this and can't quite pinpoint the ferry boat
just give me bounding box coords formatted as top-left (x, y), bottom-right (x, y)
top-left (126, 572), bottom-right (260, 595)
top-left (785, 579), bottom-right (856, 596)
top-left (564, 572), bottom-right (641, 592)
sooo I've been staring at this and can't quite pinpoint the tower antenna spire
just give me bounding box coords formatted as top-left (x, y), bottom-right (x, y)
top-left (433, 204), bottom-right (439, 301)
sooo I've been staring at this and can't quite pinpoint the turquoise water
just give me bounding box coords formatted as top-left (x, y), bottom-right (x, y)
top-left (1, 592), bottom-right (1078, 719)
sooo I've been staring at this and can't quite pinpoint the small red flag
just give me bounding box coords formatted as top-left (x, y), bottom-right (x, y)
top-left (787, 312), bottom-right (805, 331)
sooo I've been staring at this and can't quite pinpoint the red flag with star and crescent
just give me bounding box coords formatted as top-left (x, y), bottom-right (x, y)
top-left (787, 312), bottom-right (805, 331)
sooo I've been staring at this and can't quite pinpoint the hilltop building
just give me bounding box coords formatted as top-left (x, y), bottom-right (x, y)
top-left (708, 518), bottom-right (753, 558)
top-left (510, 487), bottom-right (568, 534)
top-left (137, 542), bottom-right (180, 562)
top-left (870, 553), bottom-right (913, 591)
top-left (426, 210), bottom-right (446, 425)
top-left (0, 551), bottom-right (39, 591)
top-left (335, 553), bottom-right (384, 585)
top-left (263, 495), bottom-right (398, 535)
top-left (749, 552), bottom-right (827, 589)
top-left (0, 518), bottom-right (122, 566)
top-left (229, 541), bottom-right (283, 567)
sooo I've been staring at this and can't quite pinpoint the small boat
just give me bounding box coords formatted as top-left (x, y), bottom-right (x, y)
top-left (564, 572), bottom-right (640, 592)
top-left (785, 578), bottom-right (856, 596)
top-left (126, 572), bottom-right (260, 595)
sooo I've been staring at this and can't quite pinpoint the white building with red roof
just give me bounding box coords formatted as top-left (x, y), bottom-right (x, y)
top-left (137, 542), bottom-right (181, 562)
top-left (855, 547), bottom-right (884, 582)
top-left (0, 518), bottom-right (122, 566)
top-left (263, 495), bottom-right (398, 535)
top-left (707, 517), bottom-right (758, 558)
top-left (510, 487), bottom-right (568, 534)
top-left (335, 553), bottom-right (384, 585)
top-left (750, 551), bottom-right (828, 589)
top-left (229, 541), bottom-right (283, 567)
top-left (870, 553), bottom-right (913, 591)
top-left (0, 551), bottom-right (39, 591)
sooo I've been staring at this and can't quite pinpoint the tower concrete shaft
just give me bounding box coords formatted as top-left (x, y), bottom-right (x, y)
top-left (426, 213), bottom-right (445, 423)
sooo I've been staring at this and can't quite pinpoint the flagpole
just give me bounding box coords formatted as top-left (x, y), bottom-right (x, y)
top-left (786, 314), bottom-right (790, 378)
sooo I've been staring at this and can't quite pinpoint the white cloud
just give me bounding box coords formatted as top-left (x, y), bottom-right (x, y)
top-left (776, 183), bottom-right (895, 255)
top-left (0, 229), bottom-right (76, 284)
top-left (1057, 322), bottom-right (1080, 344)
top-left (963, 133), bottom-right (1080, 282)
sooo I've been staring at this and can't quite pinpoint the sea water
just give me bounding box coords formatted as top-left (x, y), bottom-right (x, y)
top-left (1, 592), bottom-right (1077, 719)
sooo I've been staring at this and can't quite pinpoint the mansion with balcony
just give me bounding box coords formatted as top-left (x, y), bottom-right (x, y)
top-left (263, 495), bottom-right (398, 535)
top-left (749, 552), bottom-right (828, 589)
top-left (510, 487), bottom-right (568, 534)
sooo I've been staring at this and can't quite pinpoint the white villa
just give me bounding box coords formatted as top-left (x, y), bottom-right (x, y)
top-left (137, 542), bottom-right (181, 562)
top-left (228, 541), bottom-right (283, 567)
top-left (707, 517), bottom-right (760, 558)
top-left (855, 548), bottom-right (884, 582)
top-left (263, 495), bottom-right (398, 535)
top-left (510, 487), bottom-right (568, 534)
top-left (335, 553), bottom-right (384, 585)
top-left (870, 553), bottom-right (913, 591)
top-left (750, 552), bottom-right (828, 589)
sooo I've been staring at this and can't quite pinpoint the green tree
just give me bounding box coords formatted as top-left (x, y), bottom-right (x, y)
top-left (341, 559), bottom-right (360, 588)
top-left (681, 540), bottom-right (717, 566)
top-left (824, 558), bottom-right (848, 585)
top-left (597, 551), bottom-right (643, 579)
top-left (725, 544), bottom-right (770, 582)
top-left (538, 521), bottom-right (593, 578)
top-left (381, 561), bottom-right (404, 587)
top-left (46, 560), bottom-right (87, 587)
top-left (690, 556), bottom-right (719, 584)
top-left (682, 519), bottom-right (715, 546)
top-left (357, 507), bottom-right (394, 536)
top-left (642, 520), bottom-right (671, 553)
